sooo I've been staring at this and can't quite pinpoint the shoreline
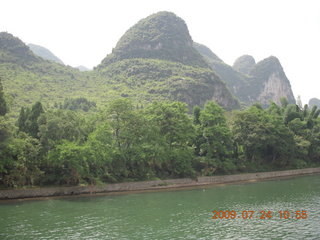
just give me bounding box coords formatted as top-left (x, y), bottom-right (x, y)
top-left (1, 167), bottom-right (320, 200)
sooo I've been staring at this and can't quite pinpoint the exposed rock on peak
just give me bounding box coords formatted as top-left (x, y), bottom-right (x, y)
top-left (249, 56), bottom-right (295, 106)
top-left (98, 11), bottom-right (209, 69)
top-left (233, 55), bottom-right (256, 75)
top-left (194, 43), bottom-right (296, 107)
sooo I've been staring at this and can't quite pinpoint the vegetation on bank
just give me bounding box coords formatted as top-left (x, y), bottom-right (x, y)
top-left (1, 77), bottom-right (319, 188)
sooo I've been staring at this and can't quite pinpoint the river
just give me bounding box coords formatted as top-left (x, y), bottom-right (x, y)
top-left (1, 174), bottom-right (319, 239)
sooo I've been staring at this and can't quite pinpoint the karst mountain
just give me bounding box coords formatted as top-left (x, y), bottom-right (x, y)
top-left (0, 11), bottom-right (299, 114)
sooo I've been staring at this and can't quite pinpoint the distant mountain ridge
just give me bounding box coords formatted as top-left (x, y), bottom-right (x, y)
top-left (194, 43), bottom-right (295, 106)
top-left (0, 32), bottom-right (97, 115)
top-left (28, 43), bottom-right (64, 64)
top-left (76, 65), bottom-right (90, 71)
top-left (309, 98), bottom-right (320, 108)
top-left (27, 43), bottom-right (90, 71)
top-left (233, 55), bottom-right (255, 75)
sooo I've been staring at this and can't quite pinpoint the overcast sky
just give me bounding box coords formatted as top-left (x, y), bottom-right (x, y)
top-left (1, 0), bottom-right (319, 103)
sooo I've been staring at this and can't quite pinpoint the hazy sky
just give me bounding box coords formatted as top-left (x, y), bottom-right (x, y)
top-left (1, 0), bottom-right (319, 103)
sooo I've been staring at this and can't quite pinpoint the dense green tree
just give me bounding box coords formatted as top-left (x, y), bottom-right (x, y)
top-left (0, 80), bottom-right (12, 183)
top-left (280, 97), bottom-right (289, 108)
top-left (198, 102), bottom-right (235, 173)
top-left (0, 116), bottom-right (9, 144)
top-left (47, 141), bottom-right (90, 185)
top-left (306, 106), bottom-right (320, 128)
top-left (27, 102), bottom-right (44, 138)
top-left (233, 106), bottom-right (295, 169)
top-left (61, 97), bottom-right (96, 112)
top-left (0, 132), bottom-right (42, 187)
top-left (85, 123), bottom-right (113, 182)
top-left (1, 98), bottom-right (320, 188)
top-left (267, 102), bottom-right (282, 116)
top-left (193, 106), bottom-right (204, 159)
top-left (107, 99), bottom-right (165, 180)
top-left (18, 102), bottom-right (44, 138)
top-left (38, 109), bottom-right (88, 152)
top-left (0, 77), bottom-right (7, 116)
top-left (0, 116), bottom-right (11, 178)
top-left (283, 104), bottom-right (302, 125)
top-left (42, 121), bottom-right (111, 185)
top-left (146, 101), bottom-right (195, 177)
top-left (193, 106), bottom-right (201, 125)
top-left (146, 101), bottom-right (194, 148)
top-left (285, 104), bottom-right (320, 165)
top-left (308, 118), bottom-right (320, 162)
top-left (17, 107), bottom-right (27, 131)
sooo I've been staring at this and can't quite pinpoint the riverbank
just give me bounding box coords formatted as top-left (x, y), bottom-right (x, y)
top-left (1, 167), bottom-right (320, 200)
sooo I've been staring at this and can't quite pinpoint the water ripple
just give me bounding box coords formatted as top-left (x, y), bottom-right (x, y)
top-left (0, 175), bottom-right (319, 239)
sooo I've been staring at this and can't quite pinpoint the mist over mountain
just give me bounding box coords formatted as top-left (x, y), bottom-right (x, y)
top-left (233, 55), bottom-right (256, 75)
top-left (28, 43), bottom-right (64, 64)
top-left (76, 65), bottom-right (90, 71)
top-left (309, 98), bottom-right (320, 108)
top-left (192, 42), bottom-right (222, 63)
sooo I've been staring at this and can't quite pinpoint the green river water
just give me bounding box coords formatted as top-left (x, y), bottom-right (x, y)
top-left (0, 174), bottom-right (319, 239)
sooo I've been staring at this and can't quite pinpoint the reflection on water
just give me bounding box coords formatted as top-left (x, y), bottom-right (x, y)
top-left (0, 175), bottom-right (319, 239)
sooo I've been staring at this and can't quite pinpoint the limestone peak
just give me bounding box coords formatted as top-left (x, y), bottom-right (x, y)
top-left (97, 11), bottom-right (209, 69)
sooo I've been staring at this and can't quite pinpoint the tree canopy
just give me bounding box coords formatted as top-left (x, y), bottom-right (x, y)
top-left (0, 96), bottom-right (319, 188)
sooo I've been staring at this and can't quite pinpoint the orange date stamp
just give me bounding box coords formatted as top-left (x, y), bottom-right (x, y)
top-left (211, 210), bottom-right (308, 220)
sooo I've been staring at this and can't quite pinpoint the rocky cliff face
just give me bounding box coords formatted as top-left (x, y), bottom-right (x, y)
top-left (194, 42), bottom-right (296, 106)
top-left (249, 56), bottom-right (295, 106)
